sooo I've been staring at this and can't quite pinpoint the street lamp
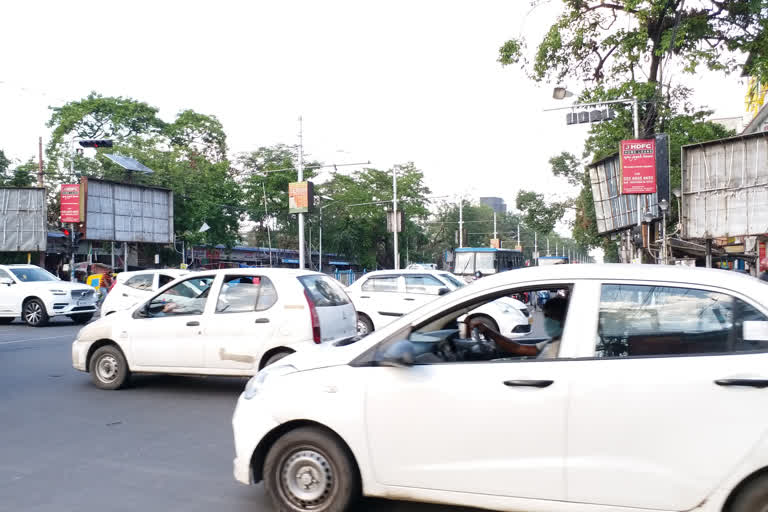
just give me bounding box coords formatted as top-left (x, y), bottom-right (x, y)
top-left (659, 198), bottom-right (669, 265)
top-left (552, 86), bottom-right (574, 100)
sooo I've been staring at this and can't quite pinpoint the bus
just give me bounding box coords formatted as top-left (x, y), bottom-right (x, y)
top-left (537, 255), bottom-right (569, 266)
top-left (453, 247), bottom-right (525, 280)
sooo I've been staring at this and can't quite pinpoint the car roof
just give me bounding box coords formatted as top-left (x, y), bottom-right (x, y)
top-left (360, 269), bottom-right (449, 277)
top-left (185, 268), bottom-right (323, 277)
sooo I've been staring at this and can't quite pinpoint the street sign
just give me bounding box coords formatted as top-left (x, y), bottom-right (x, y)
top-left (289, 181), bottom-right (314, 214)
top-left (620, 139), bottom-right (657, 194)
top-left (61, 184), bottom-right (81, 223)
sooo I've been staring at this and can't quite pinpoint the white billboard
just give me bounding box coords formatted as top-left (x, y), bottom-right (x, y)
top-left (83, 178), bottom-right (174, 243)
top-left (682, 132), bottom-right (768, 239)
top-left (0, 187), bottom-right (47, 252)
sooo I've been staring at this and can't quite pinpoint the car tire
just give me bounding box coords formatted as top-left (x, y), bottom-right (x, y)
top-left (264, 350), bottom-right (293, 368)
top-left (89, 345), bottom-right (130, 390)
top-left (70, 313), bottom-right (94, 324)
top-left (264, 427), bottom-right (359, 512)
top-left (22, 298), bottom-right (49, 327)
top-left (356, 314), bottom-right (373, 336)
top-left (728, 475), bottom-right (768, 512)
top-left (0, 317), bottom-right (14, 325)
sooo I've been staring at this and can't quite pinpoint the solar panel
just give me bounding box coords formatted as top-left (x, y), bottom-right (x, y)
top-left (104, 154), bottom-right (154, 174)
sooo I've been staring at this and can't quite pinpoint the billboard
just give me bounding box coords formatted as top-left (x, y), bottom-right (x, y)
top-left (60, 184), bottom-right (81, 223)
top-left (682, 132), bottom-right (768, 239)
top-left (0, 187), bottom-right (47, 252)
top-left (620, 139), bottom-right (657, 194)
top-left (81, 178), bottom-right (174, 243)
top-left (288, 181), bottom-right (314, 214)
top-left (589, 134), bottom-right (670, 235)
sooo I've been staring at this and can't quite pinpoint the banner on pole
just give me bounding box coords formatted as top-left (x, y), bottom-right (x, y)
top-left (61, 184), bottom-right (81, 223)
top-left (620, 139), bottom-right (657, 194)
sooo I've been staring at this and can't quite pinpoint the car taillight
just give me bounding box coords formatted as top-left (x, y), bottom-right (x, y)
top-left (304, 289), bottom-right (321, 344)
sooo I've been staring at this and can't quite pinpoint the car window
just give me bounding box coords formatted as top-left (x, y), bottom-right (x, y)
top-left (10, 267), bottom-right (57, 282)
top-left (125, 274), bottom-right (153, 291)
top-left (158, 274), bottom-right (176, 288)
top-left (405, 275), bottom-right (445, 295)
top-left (146, 276), bottom-right (215, 317)
top-left (439, 273), bottom-right (465, 289)
top-left (216, 275), bottom-right (277, 313)
top-left (299, 275), bottom-right (351, 307)
top-left (361, 276), bottom-right (399, 292)
top-left (0, 269), bottom-right (13, 281)
top-left (596, 284), bottom-right (768, 357)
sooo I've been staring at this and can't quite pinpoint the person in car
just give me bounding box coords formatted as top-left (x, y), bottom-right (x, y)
top-left (474, 296), bottom-right (568, 359)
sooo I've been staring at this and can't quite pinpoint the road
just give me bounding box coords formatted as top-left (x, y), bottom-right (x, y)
top-left (0, 317), bottom-right (484, 512)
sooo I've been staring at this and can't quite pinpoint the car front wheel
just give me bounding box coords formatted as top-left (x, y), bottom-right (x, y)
top-left (728, 475), bottom-right (768, 512)
top-left (89, 345), bottom-right (130, 390)
top-left (264, 427), bottom-right (359, 512)
top-left (23, 299), bottom-right (49, 327)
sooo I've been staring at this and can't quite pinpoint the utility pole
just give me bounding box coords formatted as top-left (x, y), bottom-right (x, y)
top-left (298, 117), bottom-right (305, 269)
top-left (263, 182), bottom-right (273, 267)
top-left (534, 232), bottom-right (538, 265)
top-left (392, 167), bottom-right (399, 269)
top-left (517, 224), bottom-right (521, 248)
top-left (547, 237), bottom-right (550, 256)
top-left (493, 211), bottom-right (497, 240)
top-left (458, 198), bottom-right (463, 248)
top-left (37, 137), bottom-right (44, 187)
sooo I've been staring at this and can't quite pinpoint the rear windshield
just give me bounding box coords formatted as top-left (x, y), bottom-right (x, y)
top-left (299, 275), bottom-right (351, 307)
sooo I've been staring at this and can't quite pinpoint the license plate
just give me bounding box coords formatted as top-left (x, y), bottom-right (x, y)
top-left (77, 299), bottom-right (89, 306)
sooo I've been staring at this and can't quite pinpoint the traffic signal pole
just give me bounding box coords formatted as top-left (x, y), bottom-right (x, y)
top-left (69, 226), bottom-right (76, 282)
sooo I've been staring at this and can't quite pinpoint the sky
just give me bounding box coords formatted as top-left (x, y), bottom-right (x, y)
top-left (0, 0), bottom-right (751, 239)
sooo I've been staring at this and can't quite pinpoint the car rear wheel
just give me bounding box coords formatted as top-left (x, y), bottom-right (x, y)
top-left (23, 299), bottom-right (49, 327)
top-left (356, 314), bottom-right (373, 336)
top-left (728, 475), bottom-right (768, 512)
top-left (70, 313), bottom-right (94, 324)
top-left (0, 317), bottom-right (14, 325)
top-left (89, 345), bottom-right (130, 390)
top-left (264, 350), bottom-right (293, 368)
top-left (264, 427), bottom-right (359, 512)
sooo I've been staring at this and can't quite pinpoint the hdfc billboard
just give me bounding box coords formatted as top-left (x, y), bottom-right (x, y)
top-left (60, 184), bottom-right (81, 223)
top-left (620, 139), bottom-right (657, 194)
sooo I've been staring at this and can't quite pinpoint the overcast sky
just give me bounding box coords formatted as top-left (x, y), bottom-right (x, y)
top-left (0, 0), bottom-right (750, 218)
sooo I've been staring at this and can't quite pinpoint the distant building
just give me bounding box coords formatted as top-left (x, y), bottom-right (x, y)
top-left (480, 197), bottom-right (507, 215)
top-left (710, 116), bottom-right (747, 133)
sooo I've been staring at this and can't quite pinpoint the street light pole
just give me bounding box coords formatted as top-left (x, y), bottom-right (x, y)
top-left (298, 117), bottom-right (305, 269)
top-left (458, 198), bottom-right (463, 248)
top-left (392, 167), bottom-right (399, 269)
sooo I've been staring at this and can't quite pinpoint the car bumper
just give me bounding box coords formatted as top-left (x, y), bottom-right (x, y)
top-left (49, 300), bottom-right (98, 317)
top-left (232, 392), bottom-right (280, 485)
top-left (72, 340), bottom-right (89, 372)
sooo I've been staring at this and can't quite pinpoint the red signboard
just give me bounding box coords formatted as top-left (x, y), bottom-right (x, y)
top-left (760, 241), bottom-right (766, 272)
top-left (60, 184), bottom-right (81, 223)
top-left (620, 139), bottom-right (657, 194)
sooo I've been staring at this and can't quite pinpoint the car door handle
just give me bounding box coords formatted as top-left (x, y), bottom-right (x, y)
top-left (359, 296), bottom-right (370, 299)
top-left (404, 298), bottom-right (416, 301)
top-left (503, 380), bottom-right (554, 388)
top-left (254, 318), bottom-right (270, 324)
top-left (122, 293), bottom-right (129, 297)
top-left (186, 321), bottom-right (200, 327)
top-left (715, 379), bottom-right (768, 388)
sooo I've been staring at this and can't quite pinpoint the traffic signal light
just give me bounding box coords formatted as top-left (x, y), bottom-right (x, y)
top-left (74, 231), bottom-right (85, 249)
top-left (78, 139), bottom-right (113, 148)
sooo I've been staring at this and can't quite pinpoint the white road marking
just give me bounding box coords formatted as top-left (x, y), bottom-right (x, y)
top-left (0, 335), bottom-right (73, 345)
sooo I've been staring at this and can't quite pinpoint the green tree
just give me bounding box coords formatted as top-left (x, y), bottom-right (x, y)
top-left (515, 190), bottom-right (567, 236)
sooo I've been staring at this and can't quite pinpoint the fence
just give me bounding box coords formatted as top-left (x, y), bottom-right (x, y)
top-left (330, 269), bottom-right (367, 286)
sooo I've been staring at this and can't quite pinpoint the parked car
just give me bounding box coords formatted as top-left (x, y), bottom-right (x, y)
top-left (72, 269), bottom-right (356, 390)
top-left (101, 269), bottom-right (189, 316)
top-left (346, 269), bottom-right (531, 336)
top-left (0, 264), bottom-right (98, 326)
top-left (233, 264), bottom-right (768, 512)
top-left (406, 263), bottom-right (437, 270)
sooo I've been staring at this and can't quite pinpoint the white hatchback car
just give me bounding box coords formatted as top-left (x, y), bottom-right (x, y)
top-left (233, 264), bottom-right (768, 512)
top-left (0, 264), bottom-right (98, 326)
top-left (101, 269), bottom-right (189, 316)
top-left (346, 269), bottom-right (531, 336)
top-left (73, 268), bottom-right (356, 390)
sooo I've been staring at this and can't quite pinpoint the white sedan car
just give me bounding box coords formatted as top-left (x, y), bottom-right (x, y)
top-left (101, 268), bottom-right (189, 316)
top-left (0, 264), bottom-right (98, 326)
top-left (73, 268), bottom-right (356, 390)
top-left (233, 264), bottom-right (768, 512)
top-left (345, 269), bottom-right (531, 336)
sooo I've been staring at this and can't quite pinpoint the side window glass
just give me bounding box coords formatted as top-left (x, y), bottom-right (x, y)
top-left (597, 284), bottom-right (768, 357)
top-left (0, 269), bottom-right (13, 281)
top-left (216, 275), bottom-right (277, 313)
top-left (365, 276), bottom-right (398, 293)
top-left (405, 275), bottom-right (445, 295)
top-left (158, 274), bottom-right (176, 288)
top-left (147, 276), bottom-right (215, 317)
top-left (125, 274), bottom-right (153, 291)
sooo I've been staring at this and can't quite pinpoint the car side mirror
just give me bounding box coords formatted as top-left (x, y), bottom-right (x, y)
top-left (438, 287), bottom-right (450, 296)
top-left (376, 339), bottom-right (415, 368)
top-left (0, 277), bottom-right (13, 286)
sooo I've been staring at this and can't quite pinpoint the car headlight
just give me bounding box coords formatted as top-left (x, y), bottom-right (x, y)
top-left (49, 289), bottom-right (67, 296)
top-left (243, 364), bottom-right (297, 400)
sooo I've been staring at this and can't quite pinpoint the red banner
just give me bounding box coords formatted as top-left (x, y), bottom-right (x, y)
top-left (760, 241), bottom-right (766, 272)
top-left (60, 184), bottom-right (80, 223)
top-left (620, 139), bottom-right (657, 194)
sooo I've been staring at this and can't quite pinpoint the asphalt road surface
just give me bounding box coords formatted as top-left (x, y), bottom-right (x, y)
top-left (0, 317), bottom-right (485, 512)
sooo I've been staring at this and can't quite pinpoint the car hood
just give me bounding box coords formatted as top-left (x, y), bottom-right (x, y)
top-left (280, 337), bottom-right (369, 372)
top-left (22, 281), bottom-right (93, 293)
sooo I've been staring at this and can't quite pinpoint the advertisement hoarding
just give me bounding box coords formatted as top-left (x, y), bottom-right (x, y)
top-left (288, 181), bottom-right (314, 214)
top-left (82, 178), bottom-right (174, 243)
top-left (681, 132), bottom-right (768, 240)
top-left (60, 184), bottom-right (81, 223)
top-left (0, 187), bottom-right (47, 251)
top-left (620, 139), bottom-right (657, 194)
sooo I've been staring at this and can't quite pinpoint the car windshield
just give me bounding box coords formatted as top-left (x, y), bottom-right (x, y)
top-left (440, 273), bottom-right (465, 289)
top-left (475, 253), bottom-right (497, 274)
top-left (10, 267), bottom-right (58, 282)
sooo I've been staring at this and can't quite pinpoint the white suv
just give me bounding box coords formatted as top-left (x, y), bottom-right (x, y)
top-left (72, 268), bottom-right (356, 389)
top-left (0, 264), bottom-right (98, 326)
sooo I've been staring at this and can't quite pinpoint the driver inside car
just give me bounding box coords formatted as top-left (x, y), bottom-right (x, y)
top-left (473, 296), bottom-right (568, 359)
